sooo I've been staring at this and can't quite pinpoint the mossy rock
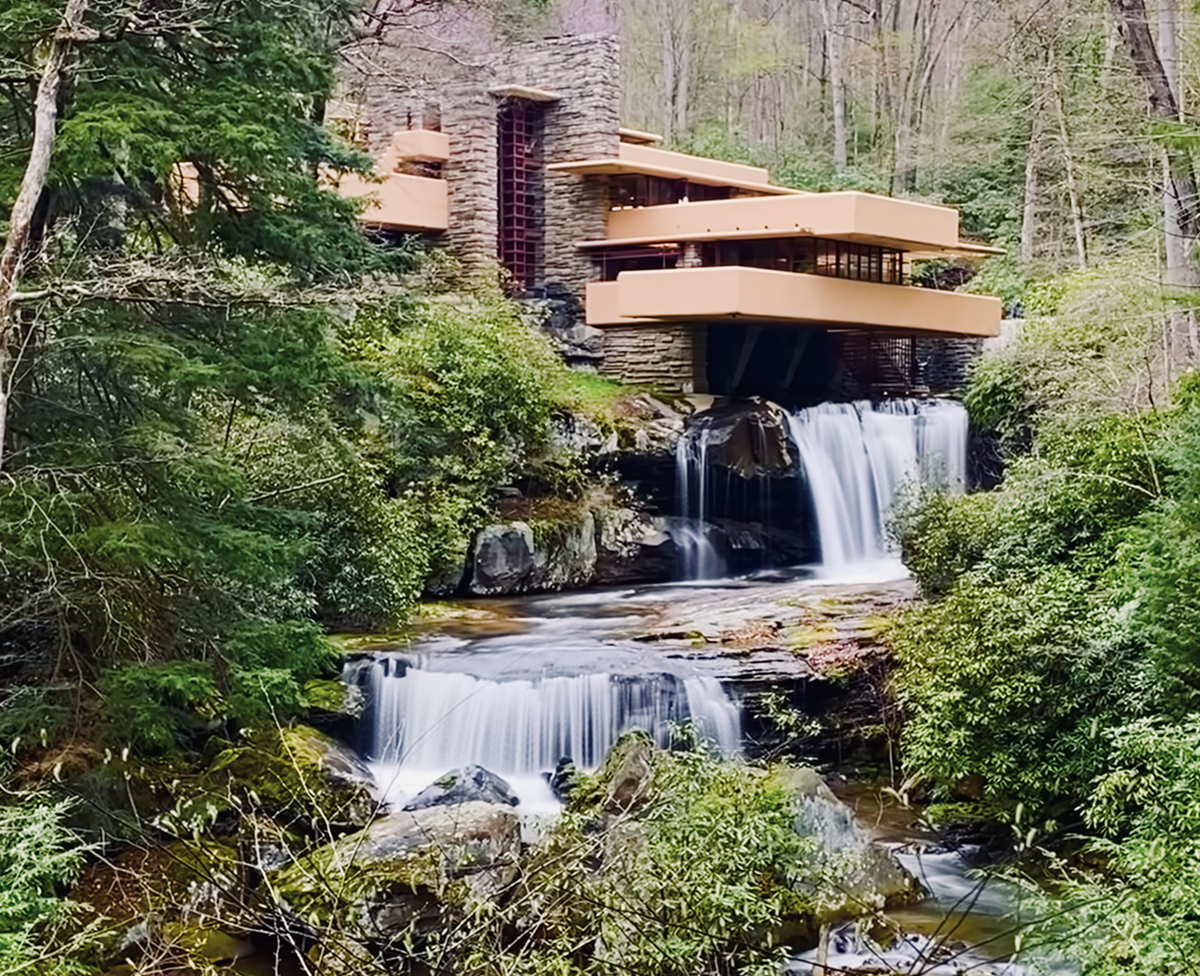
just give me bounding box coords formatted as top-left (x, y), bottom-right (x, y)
top-left (269, 801), bottom-right (520, 940)
top-left (203, 724), bottom-right (376, 837)
top-left (302, 678), bottom-right (364, 737)
top-left (594, 729), bottom-right (655, 813)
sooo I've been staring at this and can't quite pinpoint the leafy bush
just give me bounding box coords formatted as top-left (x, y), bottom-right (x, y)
top-left (0, 794), bottom-right (88, 975)
top-left (224, 619), bottom-right (340, 722)
top-left (481, 745), bottom-right (813, 976)
top-left (1046, 718), bottom-right (1200, 974)
top-left (893, 489), bottom-right (998, 597)
top-left (892, 566), bottom-right (1150, 815)
top-left (102, 662), bottom-right (222, 754)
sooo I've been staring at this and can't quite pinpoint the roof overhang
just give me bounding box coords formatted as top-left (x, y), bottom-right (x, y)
top-left (586, 267), bottom-right (1002, 337)
top-left (548, 142), bottom-right (799, 196)
top-left (488, 84), bottom-right (563, 102)
top-left (579, 191), bottom-right (1001, 258)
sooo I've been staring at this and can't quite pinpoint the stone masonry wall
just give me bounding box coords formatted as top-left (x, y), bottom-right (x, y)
top-left (501, 35), bottom-right (620, 296)
top-left (601, 323), bottom-right (706, 395)
top-left (358, 31), bottom-right (619, 293)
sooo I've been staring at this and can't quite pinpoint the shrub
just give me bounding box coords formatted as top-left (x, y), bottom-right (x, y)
top-left (892, 566), bottom-right (1150, 815)
top-left (0, 794), bottom-right (88, 975)
top-left (102, 661), bottom-right (223, 754)
top-left (893, 489), bottom-right (998, 597)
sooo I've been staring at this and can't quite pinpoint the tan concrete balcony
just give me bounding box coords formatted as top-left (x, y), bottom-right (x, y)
top-left (391, 128), bottom-right (450, 163)
top-left (592, 191), bottom-right (998, 258)
top-left (585, 267), bottom-right (1002, 337)
top-left (336, 170), bottom-right (448, 232)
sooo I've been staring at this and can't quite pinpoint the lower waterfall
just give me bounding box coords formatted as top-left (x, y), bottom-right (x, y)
top-left (785, 399), bottom-right (968, 569)
top-left (352, 655), bottom-right (743, 807)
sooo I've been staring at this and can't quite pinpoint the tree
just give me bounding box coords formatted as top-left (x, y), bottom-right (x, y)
top-left (0, 0), bottom-right (88, 471)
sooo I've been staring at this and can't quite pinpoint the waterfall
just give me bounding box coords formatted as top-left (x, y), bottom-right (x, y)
top-left (352, 656), bottom-right (743, 805)
top-left (674, 433), bottom-right (726, 580)
top-left (785, 398), bottom-right (968, 569)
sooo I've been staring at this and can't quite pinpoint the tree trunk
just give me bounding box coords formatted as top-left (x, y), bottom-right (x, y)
top-left (822, 0), bottom-right (848, 170)
top-left (1021, 95), bottom-right (1043, 267)
top-left (0, 0), bottom-right (89, 471)
top-left (1109, 0), bottom-right (1199, 285)
top-left (1052, 78), bottom-right (1088, 269)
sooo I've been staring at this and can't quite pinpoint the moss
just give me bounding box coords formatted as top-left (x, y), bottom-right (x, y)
top-left (202, 725), bottom-right (372, 834)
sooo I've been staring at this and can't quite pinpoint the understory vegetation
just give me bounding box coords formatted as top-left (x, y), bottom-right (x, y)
top-left (891, 262), bottom-right (1200, 969)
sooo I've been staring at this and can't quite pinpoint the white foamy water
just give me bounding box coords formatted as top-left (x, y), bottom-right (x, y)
top-left (352, 656), bottom-right (742, 808)
top-left (786, 399), bottom-right (968, 570)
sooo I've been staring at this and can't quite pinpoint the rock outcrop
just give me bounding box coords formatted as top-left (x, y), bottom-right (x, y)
top-left (272, 801), bottom-right (521, 940)
top-left (404, 765), bottom-right (520, 811)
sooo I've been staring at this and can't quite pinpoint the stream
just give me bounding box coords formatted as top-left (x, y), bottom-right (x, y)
top-left (345, 573), bottom-right (1063, 975)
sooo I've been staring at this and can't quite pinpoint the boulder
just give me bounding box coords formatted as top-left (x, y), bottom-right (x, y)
top-left (272, 801), bottom-right (520, 940)
top-left (775, 767), bottom-right (921, 917)
top-left (594, 730), bottom-right (655, 813)
top-left (469, 522), bottom-right (537, 595)
top-left (532, 510), bottom-right (597, 589)
top-left (203, 725), bottom-right (377, 836)
top-left (682, 399), bottom-right (795, 478)
top-left (302, 678), bottom-right (364, 738)
top-left (593, 508), bottom-right (678, 585)
top-left (404, 766), bottom-right (519, 811)
top-left (545, 758), bottom-right (580, 803)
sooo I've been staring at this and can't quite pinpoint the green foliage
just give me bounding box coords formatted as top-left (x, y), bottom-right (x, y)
top-left (892, 565), bottom-right (1150, 813)
top-left (479, 746), bottom-right (812, 976)
top-left (224, 619), bottom-right (340, 722)
top-left (0, 686), bottom-right (72, 754)
top-left (892, 490), bottom-right (998, 598)
top-left (381, 296), bottom-right (568, 579)
top-left (102, 661), bottom-right (222, 754)
top-left (1046, 718), bottom-right (1200, 973)
top-left (1120, 410), bottom-right (1200, 706)
top-left (964, 352), bottom-right (1038, 453)
top-left (0, 794), bottom-right (88, 975)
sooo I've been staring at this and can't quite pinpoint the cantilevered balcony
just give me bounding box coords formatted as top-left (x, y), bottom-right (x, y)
top-left (585, 266), bottom-right (1001, 338)
top-left (589, 191), bottom-right (997, 258)
top-left (334, 129), bottom-right (450, 232)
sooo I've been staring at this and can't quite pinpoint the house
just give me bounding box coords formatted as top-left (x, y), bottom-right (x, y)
top-left (337, 33), bottom-right (1001, 402)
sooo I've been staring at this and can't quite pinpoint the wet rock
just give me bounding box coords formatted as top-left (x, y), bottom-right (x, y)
top-left (596, 730), bottom-right (655, 813)
top-left (545, 758), bottom-right (580, 802)
top-left (203, 725), bottom-right (376, 836)
top-left (550, 410), bottom-right (606, 454)
top-left (302, 678), bottom-right (364, 738)
top-left (470, 522), bottom-right (537, 595)
top-left (776, 767), bottom-right (921, 917)
top-left (404, 765), bottom-right (519, 811)
top-left (682, 399), bottom-right (795, 479)
top-left (533, 510), bottom-right (597, 589)
top-left (594, 508), bottom-right (678, 585)
top-left (272, 801), bottom-right (520, 940)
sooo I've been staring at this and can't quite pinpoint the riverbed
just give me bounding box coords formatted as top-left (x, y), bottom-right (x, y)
top-left (343, 571), bottom-right (1064, 974)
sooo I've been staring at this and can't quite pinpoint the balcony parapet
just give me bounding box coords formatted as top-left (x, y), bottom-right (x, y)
top-left (590, 191), bottom-right (1000, 258)
top-left (586, 267), bottom-right (1002, 338)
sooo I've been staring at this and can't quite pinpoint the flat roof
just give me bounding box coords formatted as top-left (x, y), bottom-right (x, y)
top-left (548, 143), bottom-right (799, 196)
top-left (618, 126), bottom-right (663, 145)
top-left (488, 84), bottom-right (563, 102)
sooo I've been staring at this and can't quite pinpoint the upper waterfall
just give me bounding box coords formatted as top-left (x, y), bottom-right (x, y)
top-left (673, 397), bottom-right (968, 578)
top-left (786, 399), bottom-right (968, 569)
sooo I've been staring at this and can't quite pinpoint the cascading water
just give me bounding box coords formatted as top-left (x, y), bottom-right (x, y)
top-left (786, 398), bottom-right (968, 570)
top-left (674, 433), bottom-right (726, 580)
top-left (351, 652), bottom-right (743, 808)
